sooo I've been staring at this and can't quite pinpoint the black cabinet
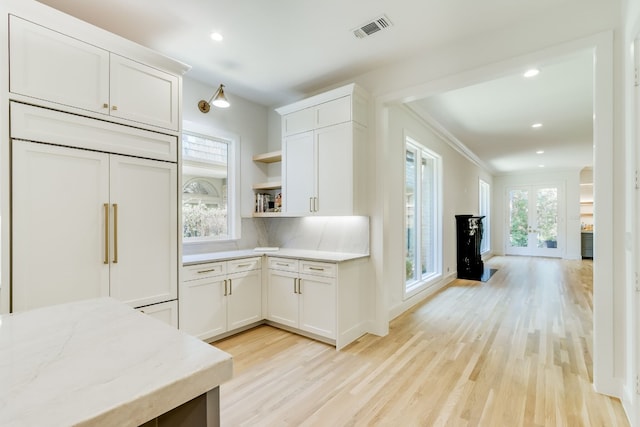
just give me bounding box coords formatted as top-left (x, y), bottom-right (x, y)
top-left (455, 215), bottom-right (485, 280)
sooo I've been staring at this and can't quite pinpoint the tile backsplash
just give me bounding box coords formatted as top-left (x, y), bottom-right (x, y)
top-left (265, 216), bottom-right (369, 254)
top-left (183, 216), bottom-right (369, 255)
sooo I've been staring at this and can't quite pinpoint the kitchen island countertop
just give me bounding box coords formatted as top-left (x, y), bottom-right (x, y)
top-left (0, 297), bottom-right (232, 427)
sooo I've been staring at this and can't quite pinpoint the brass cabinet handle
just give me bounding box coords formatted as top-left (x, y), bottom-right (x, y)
top-left (223, 279), bottom-right (228, 296)
top-left (112, 203), bottom-right (118, 263)
top-left (229, 279), bottom-right (233, 295)
top-left (293, 278), bottom-right (297, 294)
top-left (308, 267), bottom-right (324, 271)
top-left (276, 262), bottom-right (290, 267)
top-left (102, 103), bottom-right (109, 109)
top-left (235, 263), bottom-right (251, 268)
top-left (103, 203), bottom-right (109, 264)
top-left (309, 197), bottom-right (313, 212)
top-left (298, 278), bottom-right (302, 294)
top-left (314, 197), bottom-right (318, 212)
top-left (112, 105), bottom-right (118, 111)
top-left (197, 268), bottom-right (219, 274)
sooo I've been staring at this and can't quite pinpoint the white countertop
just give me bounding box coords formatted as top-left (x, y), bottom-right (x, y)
top-left (0, 298), bottom-right (233, 427)
top-left (183, 248), bottom-right (369, 265)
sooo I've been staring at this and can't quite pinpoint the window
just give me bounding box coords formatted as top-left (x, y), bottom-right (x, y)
top-left (405, 137), bottom-right (441, 296)
top-left (182, 131), bottom-right (237, 242)
top-left (479, 179), bottom-right (491, 254)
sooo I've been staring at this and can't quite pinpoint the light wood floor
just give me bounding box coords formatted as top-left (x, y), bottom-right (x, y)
top-left (213, 256), bottom-right (629, 426)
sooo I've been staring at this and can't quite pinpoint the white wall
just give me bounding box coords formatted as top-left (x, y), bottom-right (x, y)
top-left (385, 105), bottom-right (493, 318)
top-left (181, 77), bottom-right (270, 254)
top-left (493, 170), bottom-right (582, 260)
top-left (182, 77), bottom-right (269, 220)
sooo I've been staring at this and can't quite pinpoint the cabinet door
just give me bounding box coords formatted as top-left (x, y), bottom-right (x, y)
top-left (9, 16), bottom-right (110, 114)
top-left (283, 131), bottom-right (315, 214)
top-left (179, 277), bottom-right (226, 340)
top-left (110, 54), bottom-right (180, 131)
top-left (227, 269), bottom-right (262, 330)
top-left (138, 300), bottom-right (178, 328)
top-left (298, 274), bottom-right (336, 339)
top-left (316, 122), bottom-right (353, 215)
top-left (109, 155), bottom-right (178, 307)
top-left (267, 270), bottom-right (299, 328)
top-left (12, 141), bottom-right (110, 312)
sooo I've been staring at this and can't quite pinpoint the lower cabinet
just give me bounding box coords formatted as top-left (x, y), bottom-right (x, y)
top-left (137, 300), bottom-right (178, 328)
top-left (180, 254), bottom-right (369, 350)
top-left (267, 258), bottom-right (336, 340)
top-left (180, 258), bottom-right (262, 341)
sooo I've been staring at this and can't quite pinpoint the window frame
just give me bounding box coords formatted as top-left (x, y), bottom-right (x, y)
top-left (181, 129), bottom-right (240, 244)
top-left (404, 134), bottom-right (443, 299)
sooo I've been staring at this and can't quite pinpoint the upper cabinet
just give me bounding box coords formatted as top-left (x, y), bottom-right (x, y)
top-left (276, 84), bottom-right (369, 216)
top-left (9, 16), bottom-right (180, 132)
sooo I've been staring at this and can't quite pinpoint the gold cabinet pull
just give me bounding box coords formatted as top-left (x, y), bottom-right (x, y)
top-left (103, 203), bottom-right (109, 264)
top-left (197, 268), bottom-right (218, 274)
top-left (298, 278), bottom-right (302, 294)
top-left (112, 105), bottom-right (118, 111)
top-left (102, 103), bottom-right (109, 109)
top-left (229, 279), bottom-right (233, 295)
top-left (293, 278), bottom-right (297, 294)
top-left (223, 279), bottom-right (228, 296)
top-left (112, 203), bottom-right (118, 263)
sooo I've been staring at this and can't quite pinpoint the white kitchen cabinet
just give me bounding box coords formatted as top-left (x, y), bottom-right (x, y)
top-left (282, 132), bottom-right (315, 214)
top-left (277, 84), bottom-right (369, 216)
top-left (12, 141), bottom-right (110, 311)
top-left (109, 54), bottom-right (179, 130)
top-left (281, 95), bottom-right (352, 136)
top-left (180, 258), bottom-right (262, 341)
top-left (267, 258), bottom-right (337, 340)
top-left (137, 300), bottom-right (178, 328)
top-left (9, 15), bottom-right (180, 131)
top-left (11, 140), bottom-right (178, 312)
top-left (108, 155), bottom-right (178, 308)
top-left (282, 121), bottom-right (366, 216)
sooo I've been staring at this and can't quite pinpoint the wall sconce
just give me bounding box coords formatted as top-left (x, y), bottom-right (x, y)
top-left (198, 84), bottom-right (230, 113)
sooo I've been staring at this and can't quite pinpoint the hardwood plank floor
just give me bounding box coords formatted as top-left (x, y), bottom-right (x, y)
top-left (213, 256), bottom-right (628, 426)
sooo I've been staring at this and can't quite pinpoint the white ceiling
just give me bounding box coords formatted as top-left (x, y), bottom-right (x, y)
top-left (34, 0), bottom-right (597, 174)
top-left (407, 54), bottom-right (594, 174)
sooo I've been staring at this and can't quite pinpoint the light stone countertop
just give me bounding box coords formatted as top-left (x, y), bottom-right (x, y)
top-left (0, 297), bottom-right (233, 427)
top-left (183, 248), bottom-right (370, 266)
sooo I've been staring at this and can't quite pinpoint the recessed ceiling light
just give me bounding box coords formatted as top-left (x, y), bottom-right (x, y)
top-left (524, 68), bottom-right (540, 78)
top-left (538, 165), bottom-right (545, 168)
top-left (536, 150), bottom-right (544, 154)
top-left (210, 32), bottom-right (223, 42)
top-left (531, 123), bottom-right (543, 128)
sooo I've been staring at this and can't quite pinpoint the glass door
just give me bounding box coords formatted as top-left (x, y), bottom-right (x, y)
top-left (506, 185), bottom-right (561, 257)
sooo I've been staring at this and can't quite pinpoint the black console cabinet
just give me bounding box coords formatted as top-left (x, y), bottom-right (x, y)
top-left (455, 215), bottom-right (485, 280)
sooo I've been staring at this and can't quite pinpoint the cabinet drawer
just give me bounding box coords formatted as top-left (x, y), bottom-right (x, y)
top-left (183, 262), bottom-right (226, 281)
top-left (227, 257), bottom-right (262, 273)
top-left (316, 96), bottom-right (351, 128)
top-left (137, 300), bottom-right (178, 328)
top-left (300, 260), bottom-right (336, 278)
top-left (268, 257), bottom-right (299, 272)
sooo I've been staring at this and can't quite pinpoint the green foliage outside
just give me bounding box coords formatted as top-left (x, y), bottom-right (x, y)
top-left (509, 188), bottom-right (557, 248)
top-left (183, 202), bottom-right (227, 239)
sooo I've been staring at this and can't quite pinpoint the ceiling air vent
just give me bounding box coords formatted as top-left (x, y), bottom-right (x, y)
top-left (353, 14), bottom-right (393, 39)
